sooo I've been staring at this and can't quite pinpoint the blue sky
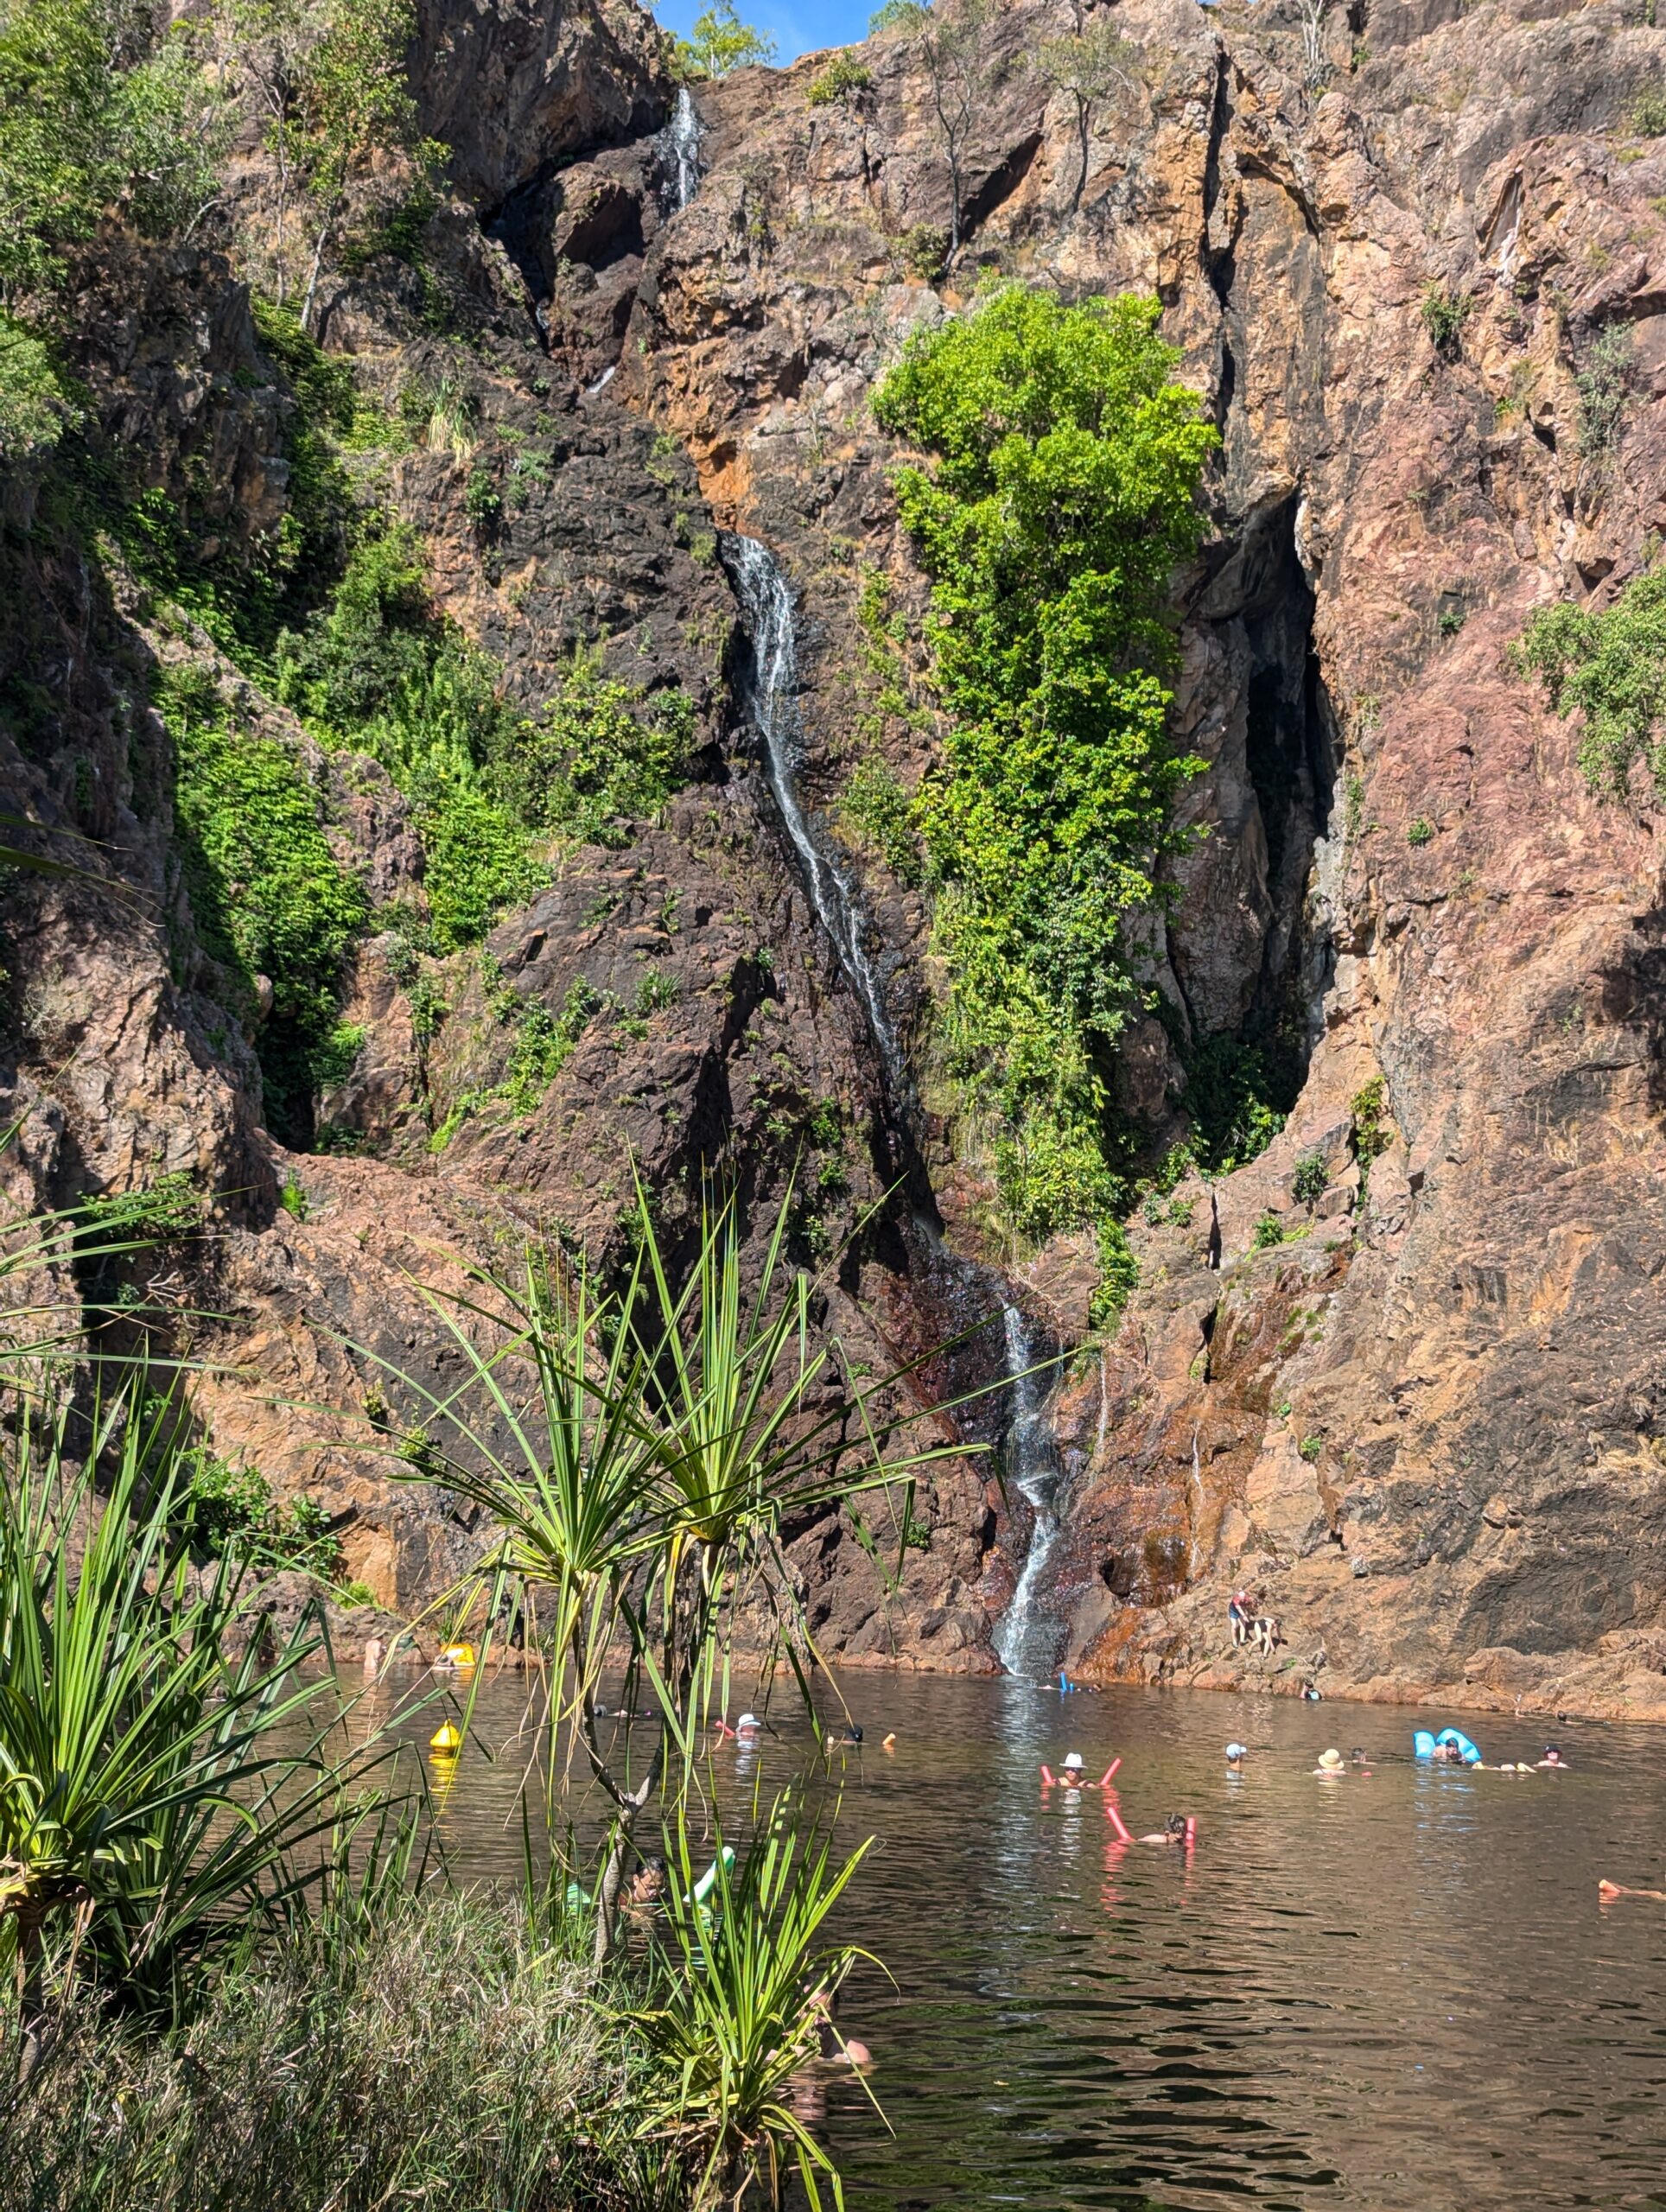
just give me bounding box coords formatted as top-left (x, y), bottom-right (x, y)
top-left (653, 0), bottom-right (873, 67)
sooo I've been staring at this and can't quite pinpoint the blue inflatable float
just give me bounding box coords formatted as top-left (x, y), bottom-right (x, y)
top-left (1414, 1727), bottom-right (1481, 1764)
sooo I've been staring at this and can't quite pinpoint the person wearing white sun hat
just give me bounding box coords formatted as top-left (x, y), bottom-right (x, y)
top-left (1313, 1746), bottom-right (1346, 1777)
top-left (1225, 1742), bottom-right (1248, 1769)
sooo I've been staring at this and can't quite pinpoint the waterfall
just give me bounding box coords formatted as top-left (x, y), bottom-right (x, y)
top-left (993, 1303), bottom-right (1065, 1678)
top-left (663, 86), bottom-right (703, 211)
top-left (722, 534), bottom-right (906, 1094)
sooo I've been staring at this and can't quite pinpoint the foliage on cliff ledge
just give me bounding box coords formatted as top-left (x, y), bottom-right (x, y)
top-left (1512, 567), bottom-right (1666, 797)
top-left (0, 0), bottom-right (433, 462)
top-left (873, 285), bottom-right (1218, 1239)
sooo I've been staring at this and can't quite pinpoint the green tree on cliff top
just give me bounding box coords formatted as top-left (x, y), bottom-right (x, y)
top-left (676, 0), bottom-right (777, 79)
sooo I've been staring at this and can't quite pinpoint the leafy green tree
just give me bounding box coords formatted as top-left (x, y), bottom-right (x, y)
top-left (0, 0), bottom-right (228, 459)
top-left (0, 0), bottom-right (221, 307)
top-left (676, 0), bottom-right (776, 80)
top-left (873, 286), bottom-right (1218, 1236)
top-left (0, 312), bottom-right (79, 461)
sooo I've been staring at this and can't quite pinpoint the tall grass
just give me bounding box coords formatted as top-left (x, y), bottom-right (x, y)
top-left (0, 1886), bottom-right (680, 2212)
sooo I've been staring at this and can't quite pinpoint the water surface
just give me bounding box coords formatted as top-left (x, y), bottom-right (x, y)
top-left (382, 1670), bottom-right (1666, 2211)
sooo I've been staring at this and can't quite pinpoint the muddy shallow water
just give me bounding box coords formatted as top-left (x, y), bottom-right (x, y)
top-left (378, 1668), bottom-right (1666, 2211)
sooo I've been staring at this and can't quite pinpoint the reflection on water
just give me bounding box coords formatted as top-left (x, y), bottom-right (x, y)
top-left (361, 1666), bottom-right (1666, 2211)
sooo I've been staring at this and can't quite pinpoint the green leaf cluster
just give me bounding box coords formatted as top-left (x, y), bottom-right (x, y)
top-left (0, 0), bottom-right (221, 305)
top-left (838, 753), bottom-right (921, 883)
top-left (0, 0), bottom-right (223, 463)
top-left (675, 0), bottom-right (776, 79)
top-left (871, 285), bottom-right (1218, 1237)
top-left (273, 524), bottom-right (542, 951)
top-left (806, 52), bottom-right (872, 105)
top-left (178, 1446), bottom-right (345, 1579)
top-left (0, 310), bottom-right (80, 463)
top-left (491, 645), bottom-right (696, 854)
top-left (160, 664), bottom-right (369, 1140)
top-left (1511, 566), bottom-right (1666, 796)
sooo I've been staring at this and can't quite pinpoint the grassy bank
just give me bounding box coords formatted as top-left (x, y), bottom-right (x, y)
top-left (0, 1886), bottom-right (675, 2212)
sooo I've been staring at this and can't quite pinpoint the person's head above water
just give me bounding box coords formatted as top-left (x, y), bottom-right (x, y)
top-left (1166, 1813), bottom-right (1186, 1837)
top-left (1225, 1742), bottom-right (1247, 1763)
top-left (736, 1712), bottom-right (760, 1732)
top-left (1316, 1747), bottom-right (1345, 1773)
top-left (1063, 1751), bottom-right (1084, 1772)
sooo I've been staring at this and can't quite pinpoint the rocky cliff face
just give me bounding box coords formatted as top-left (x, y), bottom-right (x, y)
top-left (6, 0), bottom-right (1666, 1716)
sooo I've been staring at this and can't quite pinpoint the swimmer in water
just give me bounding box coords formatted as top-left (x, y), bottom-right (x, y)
top-left (1225, 1742), bottom-right (1247, 1770)
top-left (1300, 1681), bottom-right (1323, 1703)
top-left (806, 1983), bottom-right (873, 2067)
top-left (1599, 1880), bottom-right (1666, 1901)
top-left (1537, 1744), bottom-right (1568, 1768)
top-left (1313, 1747), bottom-right (1346, 1778)
top-left (1136, 1814), bottom-right (1192, 1846)
top-left (1059, 1751), bottom-right (1087, 1786)
top-left (626, 1855), bottom-right (666, 1909)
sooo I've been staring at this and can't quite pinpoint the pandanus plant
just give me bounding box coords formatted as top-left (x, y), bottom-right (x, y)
top-left (366, 1180), bottom-right (976, 1960)
top-left (636, 1793), bottom-right (882, 2212)
top-left (0, 1385), bottom-right (376, 2043)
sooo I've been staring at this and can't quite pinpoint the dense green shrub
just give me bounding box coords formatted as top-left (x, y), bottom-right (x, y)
top-left (872, 285), bottom-right (1217, 1238)
top-left (898, 222), bottom-right (946, 279)
top-left (1634, 84), bottom-right (1666, 136)
top-left (1406, 815), bottom-right (1434, 845)
top-left (1574, 326), bottom-right (1633, 459)
top-left (839, 753), bottom-right (922, 881)
top-left (503, 980), bottom-right (601, 1110)
top-left (273, 526), bottom-right (542, 949)
top-left (1177, 1030), bottom-right (1294, 1177)
top-left (161, 667), bottom-right (369, 1141)
top-left (0, 311), bottom-right (79, 461)
top-left (0, 0), bottom-right (220, 304)
top-left (1291, 1148), bottom-right (1328, 1206)
top-left (81, 1171), bottom-right (203, 1243)
top-left (1088, 1218), bottom-right (1140, 1328)
top-left (1511, 565), bottom-right (1666, 796)
top-left (1419, 283), bottom-right (1471, 359)
top-left (806, 52), bottom-right (872, 104)
top-left (1349, 1074), bottom-right (1391, 1195)
top-left (177, 1447), bottom-right (344, 1579)
top-left (491, 648), bottom-right (695, 852)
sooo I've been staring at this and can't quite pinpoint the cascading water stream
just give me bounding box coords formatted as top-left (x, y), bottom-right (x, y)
top-left (723, 536), bottom-right (1061, 1671)
top-left (663, 86), bottom-right (703, 211)
top-left (722, 534), bottom-right (907, 1097)
top-left (992, 1303), bottom-right (1064, 1679)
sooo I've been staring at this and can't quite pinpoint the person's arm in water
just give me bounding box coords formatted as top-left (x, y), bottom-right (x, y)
top-left (1599, 1880), bottom-right (1666, 1900)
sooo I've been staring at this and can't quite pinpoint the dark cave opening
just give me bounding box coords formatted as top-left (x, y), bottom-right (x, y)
top-left (1177, 495), bottom-right (1338, 1158)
